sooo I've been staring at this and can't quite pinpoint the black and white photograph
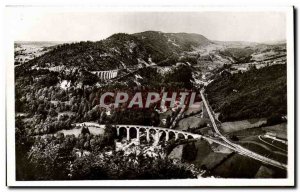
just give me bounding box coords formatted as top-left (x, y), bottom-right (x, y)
top-left (5, 6), bottom-right (295, 187)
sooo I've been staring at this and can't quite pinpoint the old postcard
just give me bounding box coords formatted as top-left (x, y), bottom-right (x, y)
top-left (5, 6), bottom-right (295, 187)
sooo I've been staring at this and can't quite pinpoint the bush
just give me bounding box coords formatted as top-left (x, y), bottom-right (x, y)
top-left (81, 126), bottom-right (90, 135)
top-left (182, 142), bottom-right (197, 162)
top-left (71, 151), bottom-right (197, 180)
top-left (266, 114), bottom-right (285, 126)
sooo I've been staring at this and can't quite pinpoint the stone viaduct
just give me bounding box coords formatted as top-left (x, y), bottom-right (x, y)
top-left (75, 122), bottom-right (287, 170)
top-left (115, 125), bottom-right (202, 143)
top-left (90, 70), bottom-right (118, 80)
top-left (75, 123), bottom-right (235, 149)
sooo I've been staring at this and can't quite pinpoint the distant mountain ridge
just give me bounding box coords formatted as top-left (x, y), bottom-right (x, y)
top-left (16, 31), bottom-right (286, 72)
top-left (18, 31), bottom-right (212, 71)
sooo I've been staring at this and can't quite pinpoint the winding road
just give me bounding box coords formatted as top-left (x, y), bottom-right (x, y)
top-left (258, 135), bottom-right (287, 152)
top-left (200, 90), bottom-right (287, 170)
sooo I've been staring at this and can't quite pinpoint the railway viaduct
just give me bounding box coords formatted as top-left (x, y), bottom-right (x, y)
top-left (90, 70), bottom-right (118, 80)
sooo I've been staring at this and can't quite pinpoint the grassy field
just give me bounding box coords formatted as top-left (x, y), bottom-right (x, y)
top-left (226, 127), bottom-right (265, 139)
top-left (262, 123), bottom-right (287, 139)
top-left (226, 123), bottom-right (286, 140)
top-left (241, 142), bottom-right (287, 163)
top-left (259, 136), bottom-right (287, 151)
top-left (220, 118), bottom-right (266, 133)
top-left (211, 153), bottom-right (286, 178)
top-left (168, 145), bottom-right (184, 160)
top-left (212, 154), bottom-right (261, 178)
top-left (191, 140), bottom-right (233, 171)
top-left (176, 116), bottom-right (209, 131)
top-left (239, 135), bottom-right (287, 164)
top-left (184, 101), bottom-right (202, 116)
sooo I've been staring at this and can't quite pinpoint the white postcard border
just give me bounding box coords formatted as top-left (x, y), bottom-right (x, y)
top-left (5, 6), bottom-right (295, 187)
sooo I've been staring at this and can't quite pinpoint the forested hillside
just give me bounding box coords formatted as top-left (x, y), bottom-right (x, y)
top-left (205, 64), bottom-right (287, 122)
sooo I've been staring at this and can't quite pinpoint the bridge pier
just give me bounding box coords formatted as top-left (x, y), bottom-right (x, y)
top-left (165, 131), bottom-right (169, 141)
top-left (136, 128), bottom-right (140, 143)
top-left (146, 129), bottom-right (150, 142)
top-left (184, 134), bottom-right (188, 140)
top-left (155, 132), bottom-right (160, 145)
top-left (175, 133), bottom-right (178, 140)
top-left (126, 127), bottom-right (130, 141)
top-left (117, 128), bottom-right (120, 137)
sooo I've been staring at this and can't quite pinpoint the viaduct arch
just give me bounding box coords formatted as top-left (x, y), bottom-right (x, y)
top-left (90, 70), bottom-right (118, 80)
top-left (75, 123), bottom-right (233, 149)
top-left (75, 122), bottom-right (287, 170)
top-left (115, 125), bottom-right (202, 144)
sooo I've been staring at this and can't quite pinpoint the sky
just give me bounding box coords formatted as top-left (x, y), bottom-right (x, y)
top-left (7, 9), bottom-right (287, 43)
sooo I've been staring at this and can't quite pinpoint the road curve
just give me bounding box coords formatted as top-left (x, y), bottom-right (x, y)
top-left (200, 90), bottom-right (287, 170)
top-left (258, 135), bottom-right (287, 152)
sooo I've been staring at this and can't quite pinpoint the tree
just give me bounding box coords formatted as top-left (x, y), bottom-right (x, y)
top-left (266, 113), bottom-right (285, 126)
top-left (182, 142), bottom-right (197, 162)
top-left (230, 135), bottom-right (239, 141)
top-left (28, 139), bottom-right (75, 180)
top-left (48, 108), bottom-right (58, 117)
top-left (81, 126), bottom-right (90, 135)
top-left (80, 71), bottom-right (98, 86)
top-left (103, 124), bottom-right (117, 148)
top-left (71, 150), bottom-right (197, 180)
top-left (165, 115), bottom-right (171, 127)
top-left (164, 64), bottom-right (193, 89)
top-left (71, 104), bottom-right (78, 112)
top-left (15, 118), bottom-right (35, 180)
